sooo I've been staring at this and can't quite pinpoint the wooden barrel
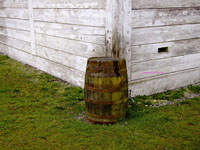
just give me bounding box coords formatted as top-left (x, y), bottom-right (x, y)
top-left (84, 57), bottom-right (128, 124)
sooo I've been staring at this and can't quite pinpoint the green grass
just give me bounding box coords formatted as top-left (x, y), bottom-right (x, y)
top-left (188, 85), bottom-right (200, 94)
top-left (0, 55), bottom-right (200, 150)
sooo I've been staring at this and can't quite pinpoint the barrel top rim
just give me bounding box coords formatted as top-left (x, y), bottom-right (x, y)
top-left (89, 57), bottom-right (125, 62)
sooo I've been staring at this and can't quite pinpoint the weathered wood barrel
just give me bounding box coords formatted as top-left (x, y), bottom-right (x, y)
top-left (84, 57), bottom-right (128, 124)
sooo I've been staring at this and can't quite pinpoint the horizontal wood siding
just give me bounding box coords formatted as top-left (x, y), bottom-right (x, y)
top-left (130, 1), bottom-right (200, 95)
top-left (0, 8), bottom-right (29, 19)
top-left (0, 18), bottom-right (30, 31)
top-left (0, 0), bottom-right (106, 87)
top-left (0, 0), bottom-right (28, 8)
top-left (0, 27), bottom-right (31, 42)
top-left (129, 67), bottom-right (200, 96)
top-left (131, 24), bottom-right (200, 45)
top-left (132, 0), bottom-right (200, 9)
top-left (35, 33), bottom-right (106, 57)
top-left (0, 43), bottom-right (85, 87)
top-left (0, 0), bottom-right (31, 56)
top-left (132, 8), bottom-right (200, 28)
top-left (35, 45), bottom-right (88, 72)
top-left (0, 35), bottom-right (30, 53)
top-left (32, 0), bottom-right (106, 84)
top-left (33, 0), bottom-right (105, 9)
top-left (34, 21), bottom-right (105, 45)
top-left (131, 53), bottom-right (200, 80)
top-left (131, 38), bottom-right (200, 62)
top-left (33, 9), bottom-right (105, 27)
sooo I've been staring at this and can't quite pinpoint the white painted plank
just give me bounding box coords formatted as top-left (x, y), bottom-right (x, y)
top-left (34, 21), bottom-right (105, 45)
top-left (35, 55), bottom-right (85, 87)
top-left (35, 45), bottom-right (88, 72)
top-left (131, 38), bottom-right (200, 62)
top-left (33, 9), bottom-right (105, 27)
top-left (132, 0), bottom-right (200, 9)
top-left (33, 0), bottom-right (105, 9)
top-left (0, 0), bottom-right (28, 8)
top-left (0, 27), bottom-right (31, 42)
top-left (131, 24), bottom-right (200, 45)
top-left (131, 53), bottom-right (200, 80)
top-left (0, 43), bottom-right (85, 87)
top-left (132, 8), bottom-right (200, 28)
top-left (34, 21), bottom-right (105, 35)
top-left (0, 35), bottom-right (30, 53)
top-left (0, 8), bottom-right (29, 19)
top-left (0, 18), bottom-right (30, 31)
top-left (0, 0), bottom-right (4, 9)
top-left (0, 1), bottom-right (3, 8)
top-left (129, 67), bottom-right (200, 96)
top-left (0, 43), bottom-right (33, 64)
top-left (35, 33), bottom-right (106, 57)
top-left (0, 42), bottom-right (6, 54)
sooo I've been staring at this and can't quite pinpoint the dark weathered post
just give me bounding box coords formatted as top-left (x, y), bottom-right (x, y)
top-left (84, 57), bottom-right (128, 124)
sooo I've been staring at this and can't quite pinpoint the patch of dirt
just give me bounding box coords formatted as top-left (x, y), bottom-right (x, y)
top-left (152, 93), bottom-right (200, 108)
top-left (74, 111), bottom-right (87, 122)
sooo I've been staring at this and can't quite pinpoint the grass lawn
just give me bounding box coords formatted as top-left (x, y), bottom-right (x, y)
top-left (0, 54), bottom-right (200, 150)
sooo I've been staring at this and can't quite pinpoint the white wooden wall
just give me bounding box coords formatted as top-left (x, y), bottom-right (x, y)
top-left (0, 0), bottom-right (106, 87)
top-left (0, 0), bottom-right (200, 96)
top-left (0, 0), bottom-right (31, 54)
top-left (129, 0), bottom-right (200, 96)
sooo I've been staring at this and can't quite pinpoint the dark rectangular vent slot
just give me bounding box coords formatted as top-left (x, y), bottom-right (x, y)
top-left (158, 47), bottom-right (168, 53)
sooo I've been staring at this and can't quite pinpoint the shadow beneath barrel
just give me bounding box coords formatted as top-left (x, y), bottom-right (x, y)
top-left (125, 106), bottom-right (154, 121)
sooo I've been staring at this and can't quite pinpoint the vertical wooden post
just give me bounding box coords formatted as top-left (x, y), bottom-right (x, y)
top-left (106, 0), bottom-right (132, 79)
top-left (28, 0), bottom-right (36, 55)
top-left (106, 0), bottom-right (120, 58)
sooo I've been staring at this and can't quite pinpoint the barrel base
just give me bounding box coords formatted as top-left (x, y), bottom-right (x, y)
top-left (86, 118), bottom-right (116, 125)
top-left (86, 115), bottom-right (125, 125)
